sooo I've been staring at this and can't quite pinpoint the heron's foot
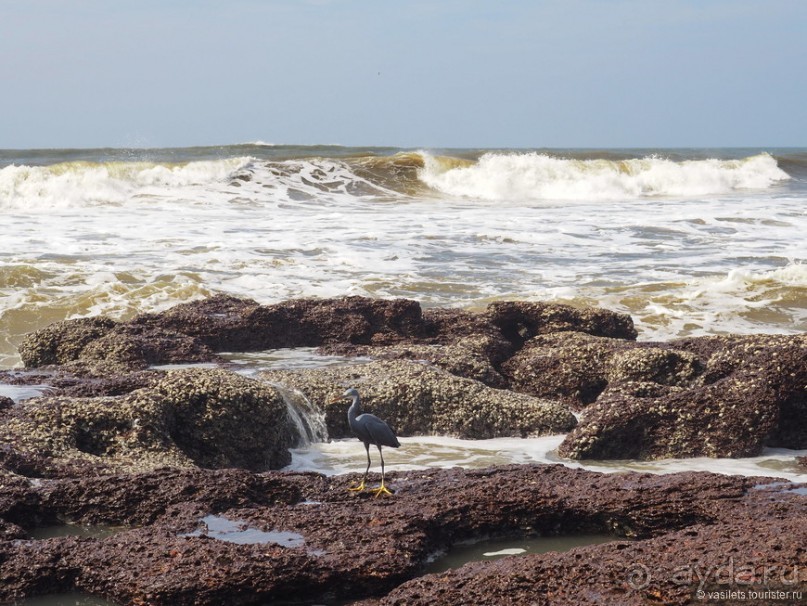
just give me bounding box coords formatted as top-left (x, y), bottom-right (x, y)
top-left (348, 481), bottom-right (366, 492)
top-left (370, 483), bottom-right (394, 498)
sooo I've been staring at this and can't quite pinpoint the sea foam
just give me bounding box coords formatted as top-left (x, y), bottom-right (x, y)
top-left (418, 152), bottom-right (791, 201)
top-left (0, 157), bottom-right (253, 210)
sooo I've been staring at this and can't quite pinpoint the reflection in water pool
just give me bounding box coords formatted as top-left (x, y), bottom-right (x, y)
top-left (181, 514), bottom-right (306, 547)
top-left (29, 523), bottom-right (127, 541)
top-left (425, 533), bottom-right (618, 574)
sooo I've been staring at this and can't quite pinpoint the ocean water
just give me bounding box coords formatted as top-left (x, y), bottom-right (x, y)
top-left (1, 144), bottom-right (805, 368)
top-left (2, 145), bottom-right (806, 481)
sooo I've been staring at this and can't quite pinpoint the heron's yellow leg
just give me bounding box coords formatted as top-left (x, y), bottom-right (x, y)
top-left (349, 445), bottom-right (372, 492)
top-left (370, 481), bottom-right (394, 497)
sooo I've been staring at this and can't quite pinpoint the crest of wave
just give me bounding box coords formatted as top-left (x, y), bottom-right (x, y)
top-left (0, 157), bottom-right (252, 210)
top-left (419, 152), bottom-right (790, 201)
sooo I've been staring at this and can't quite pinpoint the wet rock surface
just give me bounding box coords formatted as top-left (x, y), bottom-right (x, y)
top-left (0, 369), bottom-right (295, 477)
top-left (262, 360), bottom-right (577, 440)
top-left (7, 295), bottom-right (805, 460)
top-left (558, 334), bottom-right (807, 459)
top-left (1, 296), bottom-right (806, 604)
top-left (0, 465), bottom-right (803, 605)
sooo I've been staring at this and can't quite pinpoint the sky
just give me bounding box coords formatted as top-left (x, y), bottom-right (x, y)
top-left (1, 0), bottom-right (806, 149)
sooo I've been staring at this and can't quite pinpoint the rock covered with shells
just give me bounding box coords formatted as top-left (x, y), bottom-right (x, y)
top-left (557, 333), bottom-right (807, 459)
top-left (5, 294), bottom-right (806, 462)
top-left (262, 359), bottom-right (578, 440)
top-left (0, 368), bottom-right (295, 477)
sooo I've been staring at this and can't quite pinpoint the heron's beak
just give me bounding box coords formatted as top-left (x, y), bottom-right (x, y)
top-left (328, 397), bottom-right (344, 404)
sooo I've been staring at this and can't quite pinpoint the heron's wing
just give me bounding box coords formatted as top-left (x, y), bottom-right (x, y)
top-left (357, 413), bottom-right (400, 448)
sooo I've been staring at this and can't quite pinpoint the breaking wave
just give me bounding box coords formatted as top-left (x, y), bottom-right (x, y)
top-left (0, 157), bottom-right (253, 210)
top-left (0, 149), bottom-right (794, 211)
top-left (418, 152), bottom-right (791, 201)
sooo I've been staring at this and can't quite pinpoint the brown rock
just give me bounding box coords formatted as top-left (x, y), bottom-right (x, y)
top-left (19, 316), bottom-right (117, 367)
top-left (0, 368), bottom-right (295, 477)
top-left (487, 300), bottom-right (638, 345)
top-left (262, 359), bottom-right (577, 440)
top-left (0, 465), bottom-right (803, 605)
top-left (559, 334), bottom-right (807, 459)
top-left (0, 395), bottom-right (13, 412)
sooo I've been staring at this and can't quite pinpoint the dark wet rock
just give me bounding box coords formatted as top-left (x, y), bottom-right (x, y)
top-left (10, 296), bottom-right (806, 464)
top-left (0, 369), bottom-right (295, 477)
top-left (0, 465), bottom-right (803, 605)
top-left (132, 293), bottom-right (262, 351)
top-left (135, 294), bottom-right (427, 352)
top-left (365, 509), bottom-right (807, 606)
top-left (502, 332), bottom-right (704, 409)
top-left (261, 359), bottom-right (577, 440)
top-left (487, 300), bottom-right (638, 345)
top-left (34, 467), bottom-right (305, 527)
top-left (19, 316), bottom-right (117, 367)
top-left (56, 370), bottom-right (161, 398)
top-left (0, 395), bottom-right (13, 412)
top-left (797, 456), bottom-right (807, 471)
top-left (559, 334), bottom-right (807, 459)
top-left (320, 337), bottom-right (510, 388)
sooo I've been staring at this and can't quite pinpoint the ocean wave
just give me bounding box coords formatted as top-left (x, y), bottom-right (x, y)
top-left (418, 152), bottom-right (792, 201)
top-left (1, 150), bottom-right (794, 211)
top-left (589, 263), bottom-right (807, 339)
top-left (0, 157), bottom-right (253, 210)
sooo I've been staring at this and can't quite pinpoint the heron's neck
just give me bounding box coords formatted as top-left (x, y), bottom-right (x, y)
top-left (347, 396), bottom-right (361, 422)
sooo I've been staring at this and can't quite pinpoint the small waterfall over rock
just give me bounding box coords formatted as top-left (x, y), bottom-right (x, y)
top-left (272, 384), bottom-right (328, 447)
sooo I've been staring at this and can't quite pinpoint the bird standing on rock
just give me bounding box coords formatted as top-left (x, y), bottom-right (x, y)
top-left (332, 387), bottom-right (400, 497)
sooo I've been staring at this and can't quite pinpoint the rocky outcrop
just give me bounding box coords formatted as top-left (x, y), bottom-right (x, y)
top-left (558, 334), bottom-right (807, 460)
top-left (262, 359), bottom-right (577, 440)
top-left (0, 465), bottom-right (803, 605)
top-left (16, 295), bottom-right (636, 378)
top-left (2, 296), bottom-right (806, 604)
top-left (502, 332), bottom-right (704, 409)
top-left (0, 369), bottom-right (295, 477)
top-left (7, 295), bottom-right (806, 462)
top-left (486, 300), bottom-right (638, 345)
top-left (18, 316), bottom-right (117, 368)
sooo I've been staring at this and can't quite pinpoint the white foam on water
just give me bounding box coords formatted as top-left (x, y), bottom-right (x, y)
top-left (1, 150), bottom-right (805, 368)
top-left (285, 436), bottom-right (807, 483)
top-left (419, 152), bottom-right (790, 202)
top-left (0, 157), bottom-right (253, 210)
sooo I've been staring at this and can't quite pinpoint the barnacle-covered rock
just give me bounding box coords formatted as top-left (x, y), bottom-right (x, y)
top-left (559, 334), bottom-right (807, 459)
top-left (262, 359), bottom-right (577, 439)
top-left (18, 317), bottom-right (117, 367)
top-left (0, 369), bottom-right (294, 476)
